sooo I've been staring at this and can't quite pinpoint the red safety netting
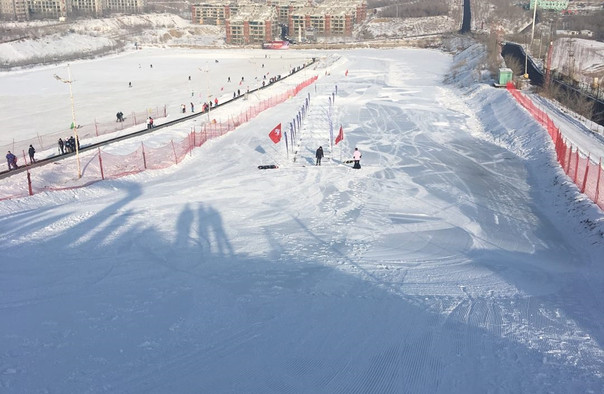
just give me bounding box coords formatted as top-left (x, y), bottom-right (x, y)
top-left (93, 107), bottom-right (167, 137)
top-left (0, 106), bottom-right (167, 160)
top-left (1, 76), bottom-right (318, 201)
top-left (507, 82), bottom-right (604, 210)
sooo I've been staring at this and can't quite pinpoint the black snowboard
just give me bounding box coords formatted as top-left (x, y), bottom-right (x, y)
top-left (258, 164), bottom-right (278, 170)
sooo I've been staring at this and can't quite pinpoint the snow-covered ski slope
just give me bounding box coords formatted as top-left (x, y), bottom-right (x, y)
top-left (0, 47), bottom-right (603, 393)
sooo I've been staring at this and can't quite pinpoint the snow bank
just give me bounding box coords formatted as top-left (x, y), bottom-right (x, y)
top-left (0, 14), bottom-right (225, 67)
top-left (550, 38), bottom-right (604, 83)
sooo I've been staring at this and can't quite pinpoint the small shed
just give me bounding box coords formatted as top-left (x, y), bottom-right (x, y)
top-left (498, 68), bottom-right (513, 86)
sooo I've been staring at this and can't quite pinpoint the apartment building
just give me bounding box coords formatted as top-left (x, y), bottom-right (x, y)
top-left (290, 0), bottom-right (366, 39)
top-left (0, 0), bottom-right (144, 20)
top-left (0, 0), bottom-right (29, 20)
top-left (103, 0), bottom-right (144, 14)
top-left (27, 0), bottom-right (67, 19)
top-left (67, 0), bottom-right (101, 15)
top-left (194, 0), bottom-right (367, 43)
top-left (225, 4), bottom-right (279, 45)
top-left (266, 0), bottom-right (307, 24)
top-left (191, 0), bottom-right (233, 25)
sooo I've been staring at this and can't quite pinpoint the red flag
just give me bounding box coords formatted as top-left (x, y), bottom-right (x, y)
top-left (268, 123), bottom-right (282, 143)
top-left (335, 126), bottom-right (344, 145)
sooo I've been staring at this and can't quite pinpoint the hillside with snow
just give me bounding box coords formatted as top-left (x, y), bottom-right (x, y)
top-left (0, 26), bottom-right (603, 392)
top-left (550, 37), bottom-right (604, 84)
top-left (3, 10), bottom-right (604, 93)
top-left (0, 14), bottom-right (225, 67)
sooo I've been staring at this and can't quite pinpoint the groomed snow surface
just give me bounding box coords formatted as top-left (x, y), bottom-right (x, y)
top-left (1, 47), bottom-right (603, 393)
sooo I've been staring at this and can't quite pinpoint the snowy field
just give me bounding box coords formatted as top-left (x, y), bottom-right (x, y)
top-left (0, 46), bottom-right (603, 393)
top-left (0, 48), bottom-right (314, 147)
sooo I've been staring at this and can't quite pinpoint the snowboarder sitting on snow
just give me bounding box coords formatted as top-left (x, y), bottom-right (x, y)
top-left (316, 146), bottom-right (324, 166)
top-left (28, 145), bottom-right (36, 163)
top-left (6, 151), bottom-right (18, 170)
top-left (352, 147), bottom-right (362, 169)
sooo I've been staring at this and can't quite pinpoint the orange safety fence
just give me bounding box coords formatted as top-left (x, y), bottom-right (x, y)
top-left (0, 76), bottom-right (318, 201)
top-left (93, 106), bottom-right (167, 137)
top-left (507, 82), bottom-right (604, 210)
top-left (0, 106), bottom-right (167, 158)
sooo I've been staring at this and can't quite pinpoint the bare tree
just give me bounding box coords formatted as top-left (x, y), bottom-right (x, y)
top-left (503, 54), bottom-right (523, 76)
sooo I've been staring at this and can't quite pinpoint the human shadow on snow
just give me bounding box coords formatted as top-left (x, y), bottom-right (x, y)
top-left (0, 180), bottom-right (601, 394)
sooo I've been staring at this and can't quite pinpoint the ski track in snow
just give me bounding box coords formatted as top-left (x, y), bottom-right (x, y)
top-left (0, 47), bottom-right (603, 393)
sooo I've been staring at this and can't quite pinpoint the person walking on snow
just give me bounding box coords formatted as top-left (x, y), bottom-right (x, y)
top-left (315, 146), bottom-right (324, 166)
top-left (352, 147), bottom-right (362, 169)
top-left (28, 145), bottom-right (36, 163)
top-left (6, 151), bottom-right (18, 170)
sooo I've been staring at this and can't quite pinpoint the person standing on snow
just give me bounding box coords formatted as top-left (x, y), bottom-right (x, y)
top-left (58, 138), bottom-right (64, 155)
top-left (28, 145), bottom-right (36, 163)
top-left (352, 147), bottom-right (362, 169)
top-left (315, 146), bottom-right (324, 166)
top-left (6, 151), bottom-right (18, 170)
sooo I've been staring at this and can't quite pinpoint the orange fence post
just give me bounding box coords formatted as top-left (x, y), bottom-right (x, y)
top-left (573, 149), bottom-right (580, 183)
top-left (558, 130), bottom-right (566, 165)
top-left (189, 131), bottom-right (193, 157)
top-left (581, 154), bottom-right (590, 194)
top-left (594, 158), bottom-right (602, 205)
top-left (171, 140), bottom-right (178, 165)
top-left (141, 142), bottom-right (147, 169)
top-left (97, 147), bottom-right (105, 180)
top-left (564, 145), bottom-right (571, 173)
top-left (27, 170), bottom-right (33, 196)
